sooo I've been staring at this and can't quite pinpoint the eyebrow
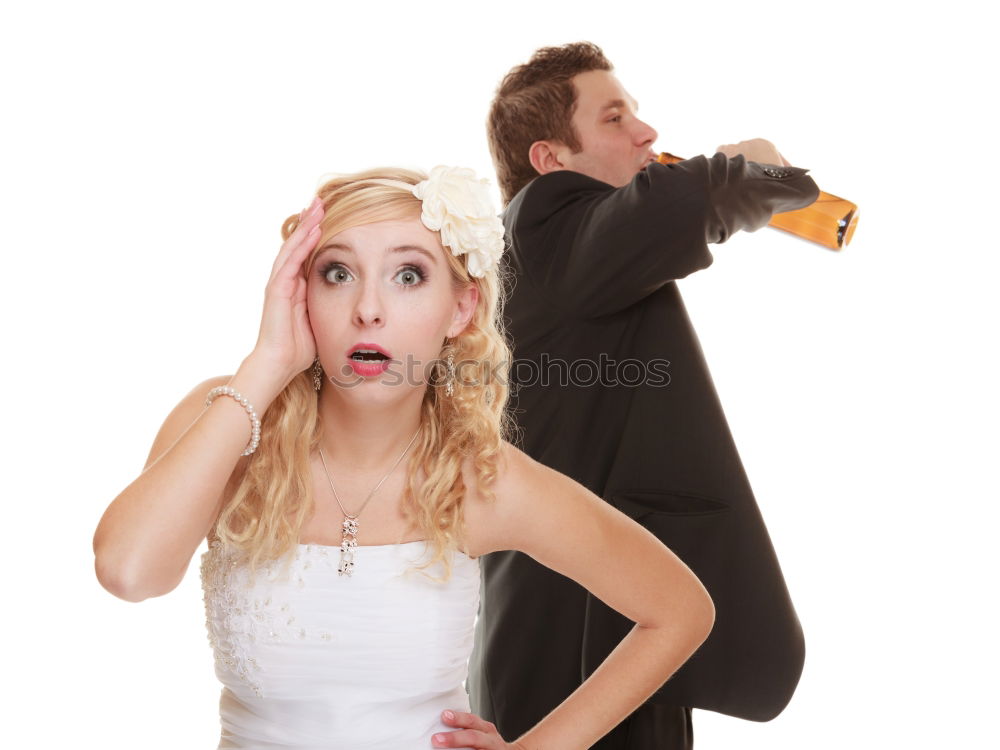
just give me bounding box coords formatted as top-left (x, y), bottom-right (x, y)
top-left (601, 97), bottom-right (639, 112)
top-left (315, 242), bottom-right (438, 265)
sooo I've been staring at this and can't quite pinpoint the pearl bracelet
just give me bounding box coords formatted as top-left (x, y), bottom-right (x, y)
top-left (205, 386), bottom-right (261, 456)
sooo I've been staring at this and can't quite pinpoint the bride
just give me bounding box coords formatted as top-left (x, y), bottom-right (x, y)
top-left (93, 166), bottom-right (715, 749)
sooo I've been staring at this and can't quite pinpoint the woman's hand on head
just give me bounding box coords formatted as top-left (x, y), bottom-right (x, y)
top-left (251, 196), bottom-right (325, 382)
top-left (432, 710), bottom-right (526, 749)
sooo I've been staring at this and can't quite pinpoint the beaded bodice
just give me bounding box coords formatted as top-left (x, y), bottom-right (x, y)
top-left (199, 539), bottom-right (480, 749)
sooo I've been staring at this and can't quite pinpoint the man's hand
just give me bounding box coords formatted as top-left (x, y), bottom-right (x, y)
top-left (715, 138), bottom-right (790, 166)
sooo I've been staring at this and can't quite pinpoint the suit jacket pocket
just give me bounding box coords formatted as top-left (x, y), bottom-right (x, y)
top-left (611, 489), bottom-right (730, 519)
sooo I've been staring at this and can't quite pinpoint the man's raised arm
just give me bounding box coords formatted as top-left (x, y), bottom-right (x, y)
top-left (505, 152), bottom-right (819, 318)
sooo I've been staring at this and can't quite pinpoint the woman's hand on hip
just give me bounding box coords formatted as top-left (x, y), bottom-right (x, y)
top-left (432, 709), bottom-right (527, 749)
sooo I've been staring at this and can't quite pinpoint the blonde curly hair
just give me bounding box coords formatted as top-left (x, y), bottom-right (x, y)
top-left (212, 167), bottom-right (513, 582)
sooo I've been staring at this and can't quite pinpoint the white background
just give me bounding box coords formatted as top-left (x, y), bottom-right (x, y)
top-left (2, 1), bottom-right (997, 748)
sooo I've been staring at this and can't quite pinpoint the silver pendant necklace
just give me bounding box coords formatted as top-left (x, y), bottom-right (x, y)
top-left (317, 425), bottom-right (421, 577)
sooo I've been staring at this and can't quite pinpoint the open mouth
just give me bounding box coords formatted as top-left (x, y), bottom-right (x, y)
top-left (350, 349), bottom-right (390, 362)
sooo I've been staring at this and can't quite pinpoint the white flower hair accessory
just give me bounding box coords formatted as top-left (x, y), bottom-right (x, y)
top-left (410, 166), bottom-right (506, 278)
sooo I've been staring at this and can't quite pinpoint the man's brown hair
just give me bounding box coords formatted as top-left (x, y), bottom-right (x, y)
top-left (487, 41), bottom-right (612, 205)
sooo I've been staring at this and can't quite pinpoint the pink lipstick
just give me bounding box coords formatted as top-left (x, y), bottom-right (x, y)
top-left (345, 342), bottom-right (393, 377)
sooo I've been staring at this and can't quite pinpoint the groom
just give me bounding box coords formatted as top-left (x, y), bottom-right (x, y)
top-left (467, 42), bottom-right (819, 748)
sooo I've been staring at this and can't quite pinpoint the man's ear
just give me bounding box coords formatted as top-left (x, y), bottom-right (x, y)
top-left (447, 284), bottom-right (479, 338)
top-left (528, 140), bottom-right (568, 176)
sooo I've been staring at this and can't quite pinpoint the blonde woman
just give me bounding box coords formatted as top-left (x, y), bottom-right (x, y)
top-left (93, 166), bottom-right (715, 750)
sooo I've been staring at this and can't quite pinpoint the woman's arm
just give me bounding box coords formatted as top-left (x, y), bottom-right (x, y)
top-left (94, 195), bottom-right (325, 602)
top-left (92, 358), bottom-right (286, 602)
top-left (457, 442), bottom-right (715, 750)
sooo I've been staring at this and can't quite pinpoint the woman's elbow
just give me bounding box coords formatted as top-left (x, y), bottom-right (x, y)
top-left (693, 592), bottom-right (716, 644)
top-left (93, 547), bottom-right (179, 603)
top-left (677, 583), bottom-right (715, 647)
top-left (95, 555), bottom-right (144, 602)
top-left (645, 581), bottom-right (715, 648)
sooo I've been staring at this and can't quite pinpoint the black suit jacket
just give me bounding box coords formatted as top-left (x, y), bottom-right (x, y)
top-left (467, 154), bottom-right (820, 737)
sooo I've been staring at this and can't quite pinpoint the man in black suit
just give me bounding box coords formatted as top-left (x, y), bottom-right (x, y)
top-left (466, 42), bottom-right (820, 749)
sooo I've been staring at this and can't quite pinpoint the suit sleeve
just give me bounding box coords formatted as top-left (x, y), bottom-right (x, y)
top-left (508, 153), bottom-right (820, 319)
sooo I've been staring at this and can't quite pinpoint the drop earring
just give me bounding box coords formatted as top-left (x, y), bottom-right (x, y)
top-left (312, 355), bottom-right (323, 392)
top-left (444, 352), bottom-right (456, 398)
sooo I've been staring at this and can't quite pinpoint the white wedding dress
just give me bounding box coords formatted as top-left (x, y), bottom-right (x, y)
top-left (200, 539), bottom-right (481, 749)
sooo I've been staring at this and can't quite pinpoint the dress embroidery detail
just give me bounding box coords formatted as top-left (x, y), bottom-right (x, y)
top-left (200, 541), bottom-right (293, 697)
top-left (200, 540), bottom-right (475, 700)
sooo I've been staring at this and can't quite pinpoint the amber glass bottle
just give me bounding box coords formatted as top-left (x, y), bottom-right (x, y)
top-left (656, 152), bottom-right (858, 250)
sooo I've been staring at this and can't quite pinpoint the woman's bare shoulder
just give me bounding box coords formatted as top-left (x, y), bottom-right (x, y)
top-left (460, 440), bottom-right (550, 558)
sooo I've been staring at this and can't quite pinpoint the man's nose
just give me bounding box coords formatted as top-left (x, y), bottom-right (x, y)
top-left (353, 281), bottom-right (384, 327)
top-left (634, 118), bottom-right (658, 148)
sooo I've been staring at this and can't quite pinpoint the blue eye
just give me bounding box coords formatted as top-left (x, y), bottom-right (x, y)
top-left (320, 262), bottom-right (353, 284)
top-left (318, 261), bottom-right (426, 287)
top-left (394, 265), bottom-right (427, 287)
